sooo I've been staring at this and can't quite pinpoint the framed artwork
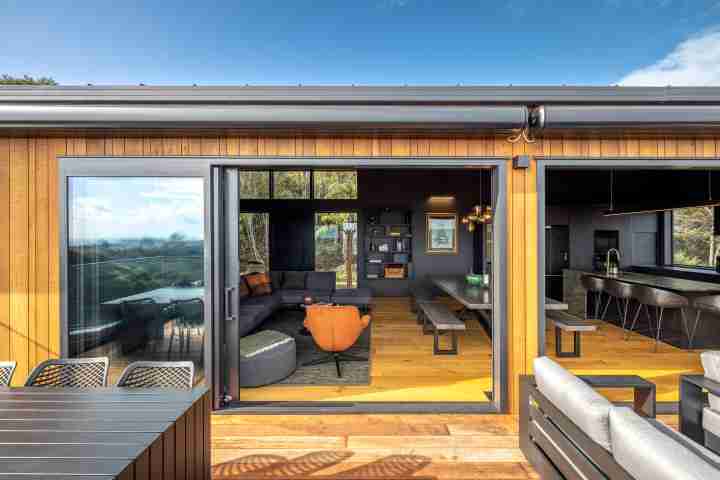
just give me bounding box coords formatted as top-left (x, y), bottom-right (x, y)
top-left (426, 213), bottom-right (458, 254)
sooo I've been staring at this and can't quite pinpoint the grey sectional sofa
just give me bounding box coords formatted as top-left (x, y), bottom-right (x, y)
top-left (521, 357), bottom-right (720, 479)
top-left (237, 270), bottom-right (372, 338)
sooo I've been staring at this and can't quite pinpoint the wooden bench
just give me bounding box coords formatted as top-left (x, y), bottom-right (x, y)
top-left (547, 310), bottom-right (597, 358)
top-left (418, 302), bottom-right (466, 355)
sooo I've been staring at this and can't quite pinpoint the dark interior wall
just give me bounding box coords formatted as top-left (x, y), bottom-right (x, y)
top-left (358, 169), bottom-right (483, 296)
top-left (546, 168), bottom-right (720, 270)
top-left (547, 205), bottom-right (658, 270)
top-left (240, 169), bottom-right (490, 296)
top-left (240, 168), bottom-right (485, 296)
top-left (547, 169), bottom-right (720, 210)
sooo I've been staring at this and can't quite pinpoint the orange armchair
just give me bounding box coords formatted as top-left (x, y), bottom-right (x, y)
top-left (303, 305), bottom-right (371, 377)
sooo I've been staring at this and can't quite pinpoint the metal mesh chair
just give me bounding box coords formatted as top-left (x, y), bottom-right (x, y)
top-left (25, 357), bottom-right (109, 388)
top-left (116, 361), bottom-right (194, 389)
top-left (0, 361), bottom-right (16, 386)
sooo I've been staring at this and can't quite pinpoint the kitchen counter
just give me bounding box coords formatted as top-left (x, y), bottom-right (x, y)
top-left (563, 268), bottom-right (720, 349)
top-left (572, 270), bottom-right (720, 295)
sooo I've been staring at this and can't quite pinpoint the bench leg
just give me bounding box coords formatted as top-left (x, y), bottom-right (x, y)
top-left (422, 311), bottom-right (434, 335)
top-left (555, 327), bottom-right (581, 358)
top-left (434, 329), bottom-right (458, 355)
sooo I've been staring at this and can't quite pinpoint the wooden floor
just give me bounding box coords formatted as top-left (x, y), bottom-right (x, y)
top-left (548, 318), bottom-right (704, 402)
top-left (239, 297), bottom-right (493, 402)
top-left (210, 413), bottom-right (678, 479)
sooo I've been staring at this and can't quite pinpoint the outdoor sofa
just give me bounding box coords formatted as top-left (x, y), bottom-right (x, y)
top-left (521, 356), bottom-right (720, 479)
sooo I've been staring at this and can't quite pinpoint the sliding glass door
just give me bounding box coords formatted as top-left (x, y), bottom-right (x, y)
top-left (66, 176), bottom-right (205, 385)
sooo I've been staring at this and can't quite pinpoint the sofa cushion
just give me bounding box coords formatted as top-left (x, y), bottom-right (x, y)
top-left (283, 271), bottom-right (307, 290)
top-left (702, 351), bottom-right (720, 411)
top-left (245, 272), bottom-right (273, 296)
top-left (704, 406), bottom-right (720, 438)
top-left (279, 289), bottom-right (306, 305)
top-left (533, 356), bottom-right (613, 451)
top-left (305, 290), bottom-right (332, 304)
top-left (306, 272), bottom-right (336, 291)
top-left (332, 288), bottom-right (372, 306)
top-left (269, 271), bottom-right (284, 291)
top-left (610, 407), bottom-right (720, 479)
top-left (238, 278), bottom-right (251, 300)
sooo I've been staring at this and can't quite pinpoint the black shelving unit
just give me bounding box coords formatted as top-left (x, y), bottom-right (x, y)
top-left (364, 209), bottom-right (413, 280)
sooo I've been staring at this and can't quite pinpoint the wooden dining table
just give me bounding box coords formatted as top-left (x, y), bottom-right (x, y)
top-left (430, 275), bottom-right (569, 336)
top-left (0, 385), bottom-right (210, 479)
top-left (430, 275), bottom-right (569, 310)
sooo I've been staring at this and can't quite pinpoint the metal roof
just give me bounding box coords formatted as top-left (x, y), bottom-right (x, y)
top-left (1, 85), bottom-right (720, 105)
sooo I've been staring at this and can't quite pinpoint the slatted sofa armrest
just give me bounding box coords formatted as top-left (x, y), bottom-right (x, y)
top-left (577, 375), bottom-right (656, 418)
top-left (680, 374), bottom-right (720, 446)
top-left (682, 374), bottom-right (720, 397)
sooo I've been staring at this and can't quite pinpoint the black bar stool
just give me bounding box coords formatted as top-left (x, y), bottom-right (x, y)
top-left (690, 295), bottom-right (720, 349)
top-left (581, 275), bottom-right (606, 320)
top-left (629, 286), bottom-right (689, 352)
top-left (603, 279), bottom-right (635, 332)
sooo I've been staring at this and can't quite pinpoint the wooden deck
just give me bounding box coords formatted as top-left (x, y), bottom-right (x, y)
top-left (239, 297), bottom-right (492, 402)
top-left (211, 414), bottom-right (535, 479)
top-left (210, 413), bottom-right (678, 479)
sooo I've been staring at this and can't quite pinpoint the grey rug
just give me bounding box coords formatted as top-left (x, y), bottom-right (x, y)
top-left (260, 309), bottom-right (371, 385)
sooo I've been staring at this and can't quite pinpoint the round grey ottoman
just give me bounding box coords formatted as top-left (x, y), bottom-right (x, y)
top-left (239, 330), bottom-right (296, 387)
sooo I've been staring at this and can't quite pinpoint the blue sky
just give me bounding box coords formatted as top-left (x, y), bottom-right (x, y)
top-left (3, 1), bottom-right (720, 85)
top-left (69, 178), bottom-right (204, 242)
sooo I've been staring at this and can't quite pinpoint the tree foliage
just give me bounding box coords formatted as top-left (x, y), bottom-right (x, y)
top-left (673, 206), bottom-right (716, 266)
top-left (0, 74), bottom-right (57, 85)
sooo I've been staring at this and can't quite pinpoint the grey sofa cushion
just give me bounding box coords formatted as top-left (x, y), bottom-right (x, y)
top-left (237, 294), bottom-right (281, 337)
top-left (305, 289), bottom-right (332, 303)
top-left (702, 351), bottom-right (720, 411)
top-left (306, 272), bottom-right (336, 291)
top-left (704, 407), bottom-right (720, 438)
top-left (533, 356), bottom-right (613, 451)
top-left (610, 407), bottom-right (720, 479)
top-left (283, 271), bottom-right (307, 290)
top-left (332, 288), bottom-right (372, 306)
top-left (279, 289), bottom-right (306, 305)
top-left (269, 271), bottom-right (284, 291)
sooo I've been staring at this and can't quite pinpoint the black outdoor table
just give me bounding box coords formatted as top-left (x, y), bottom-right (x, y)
top-left (0, 385), bottom-right (210, 480)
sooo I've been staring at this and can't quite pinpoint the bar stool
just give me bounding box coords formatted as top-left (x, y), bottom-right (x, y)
top-left (603, 279), bottom-right (635, 332)
top-left (581, 275), bottom-right (606, 320)
top-left (629, 286), bottom-right (689, 352)
top-left (690, 295), bottom-right (720, 349)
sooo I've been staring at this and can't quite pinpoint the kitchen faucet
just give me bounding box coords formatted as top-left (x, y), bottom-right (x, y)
top-left (606, 248), bottom-right (621, 276)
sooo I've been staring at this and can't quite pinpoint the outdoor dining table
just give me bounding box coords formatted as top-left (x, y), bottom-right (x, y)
top-left (430, 275), bottom-right (569, 335)
top-left (103, 286), bottom-right (205, 305)
top-left (0, 385), bottom-right (210, 479)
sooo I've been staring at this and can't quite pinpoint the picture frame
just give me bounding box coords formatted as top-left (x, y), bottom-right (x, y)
top-left (426, 213), bottom-right (458, 254)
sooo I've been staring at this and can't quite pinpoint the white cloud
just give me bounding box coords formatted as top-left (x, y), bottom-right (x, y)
top-left (618, 28), bottom-right (720, 86)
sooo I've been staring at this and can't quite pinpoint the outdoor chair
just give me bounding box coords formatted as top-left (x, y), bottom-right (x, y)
top-left (167, 298), bottom-right (204, 359)
top-left (116, 361), bottom-right (194, 389)
top-left (120, 298), bottom-right (162, 354)
top-left (25, 357), bottom-right (109, 388)
top-left (0, 361), bottom-right (16, 386)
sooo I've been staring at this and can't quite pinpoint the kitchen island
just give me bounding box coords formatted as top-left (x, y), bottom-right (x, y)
top-left (563, 268), bottom-right (720, 349)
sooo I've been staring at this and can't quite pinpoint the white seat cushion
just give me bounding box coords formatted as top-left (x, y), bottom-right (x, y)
top-left (610, 407), bottom-right (720, 479)
top-left (533, 356), bottom-right (613, 450)
top-left (704, 407), bottom-right (720, 437)
top-left (701, 351), bottom-right (720, 411)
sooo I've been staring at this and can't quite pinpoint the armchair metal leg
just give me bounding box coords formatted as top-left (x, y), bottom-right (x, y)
top-left (303, 352), bottom-right (368, 378)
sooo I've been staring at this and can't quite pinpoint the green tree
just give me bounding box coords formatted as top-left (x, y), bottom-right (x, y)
top-left (673, 206), bottom-right (716, 266)
top-left (0, 74), bottom-right (57, 85)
